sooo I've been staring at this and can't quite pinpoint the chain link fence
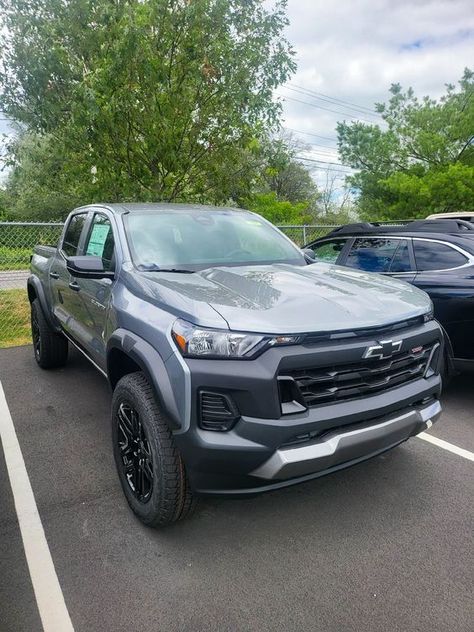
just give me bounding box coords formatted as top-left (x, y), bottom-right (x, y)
top-left (0, 222), bottom-right (64, 347)
top-left (277, 224), bottom-right (338, 246)
top-left (0, 221), bottom-right (338, 348)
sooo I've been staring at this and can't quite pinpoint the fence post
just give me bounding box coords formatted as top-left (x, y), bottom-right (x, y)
top-left (302, 225), bottom-right (307, 245)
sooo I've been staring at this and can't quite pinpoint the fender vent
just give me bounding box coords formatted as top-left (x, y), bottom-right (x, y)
top-left (199, 391), bottom-right (240, 432)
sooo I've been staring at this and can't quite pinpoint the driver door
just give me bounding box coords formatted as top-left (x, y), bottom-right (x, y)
top-left (73, 212), bottom-right (117, 368)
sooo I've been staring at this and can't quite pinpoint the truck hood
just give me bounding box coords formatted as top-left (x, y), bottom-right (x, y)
top-left (137, 263), bottom-right (431, 334)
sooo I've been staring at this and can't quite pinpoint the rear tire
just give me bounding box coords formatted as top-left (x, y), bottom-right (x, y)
top-left (112, 372), bottom-right (196, 527)
top-left (30, 298), bottom-right (68, 369)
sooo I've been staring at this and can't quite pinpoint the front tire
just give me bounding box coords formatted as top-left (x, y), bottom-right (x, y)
top-left (112, 372), bottom-right (196, 527)
top-left (30, 298), bottom-right (68, 369)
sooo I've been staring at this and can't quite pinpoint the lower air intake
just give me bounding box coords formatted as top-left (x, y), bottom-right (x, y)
top-left (199, 391), bottom-right (240, 432)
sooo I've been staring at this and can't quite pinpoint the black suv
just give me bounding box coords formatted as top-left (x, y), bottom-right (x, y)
top-left (307, 219), bottom-right (474, 375)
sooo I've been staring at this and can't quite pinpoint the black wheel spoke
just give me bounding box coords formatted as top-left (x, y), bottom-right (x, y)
top-left (118, 404), bottom-right (134, 443)
top-left (140, 458), bottom-right (153, 484)
top-left (115, 401), bottom-right (154, 503)
top-left (31, 309), bottom-right (41, 358)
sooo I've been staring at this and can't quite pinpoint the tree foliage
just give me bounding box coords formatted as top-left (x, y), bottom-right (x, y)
top-left (244, 192), bottom-right (312, 225)
top-left (242, 133), bottom-right (319, 224)
top-left (337, 69), bottom-right (474, 219)
top-left (0, 0), bottom-right (296, 216)
top-left (258, 134), bottom-right (319, 205)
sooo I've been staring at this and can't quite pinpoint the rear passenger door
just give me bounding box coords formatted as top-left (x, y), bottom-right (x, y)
top-left (343, 237), bottom-right (416, 282)
top-left (412, 238), bottom-right (473, 359)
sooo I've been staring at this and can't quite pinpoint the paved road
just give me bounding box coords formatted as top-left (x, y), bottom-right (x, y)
top-left (0, 270), bottom-right (29, 290)
top-left (0, 346), bottom-right (472, 632)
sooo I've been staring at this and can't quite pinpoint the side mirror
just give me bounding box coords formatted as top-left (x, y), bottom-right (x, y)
top-left (66, 256), bottom-right (114, 280)
top-left (302, 248), bottom-right (316, 262)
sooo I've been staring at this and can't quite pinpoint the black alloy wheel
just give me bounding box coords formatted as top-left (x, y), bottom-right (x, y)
top-left (31, 306), bottom-right (41, 361)
top-left (112, 372), bottom-right (196, 527)
top-left (116, 402), bottom-right (154, 503)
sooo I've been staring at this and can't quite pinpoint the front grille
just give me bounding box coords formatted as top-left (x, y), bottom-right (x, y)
top-left (280, 343), bottom-right (436, 408)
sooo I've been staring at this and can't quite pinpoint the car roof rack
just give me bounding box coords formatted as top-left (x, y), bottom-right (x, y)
top-left (329, 219), bottom-right (474, 236)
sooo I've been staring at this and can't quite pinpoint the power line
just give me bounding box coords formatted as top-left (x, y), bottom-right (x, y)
top-left (289, 83), bottom-right (380, 116)
top-left (278, 94), bottom-right (377, 124)
top-left (300, 165), bottom-right (353, 176)
top-left (287, 86), bottom-right (380, 119)
top-left (284, 127), bottom-right (338, 145)
top-left (296, 155), bottom-right (354, 172)
top-left (305, 143), bottom-right (340, 155)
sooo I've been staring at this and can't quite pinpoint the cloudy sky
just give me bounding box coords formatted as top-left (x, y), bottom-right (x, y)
top-left (280, 0), bottom-right (474, 177)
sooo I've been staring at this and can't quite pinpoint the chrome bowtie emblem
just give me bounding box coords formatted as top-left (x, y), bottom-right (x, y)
top-left (363, 339), bottom-right (402, 360)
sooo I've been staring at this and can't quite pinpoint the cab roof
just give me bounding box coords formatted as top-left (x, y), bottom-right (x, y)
top-left (76, 202), bottom-right (251, 215)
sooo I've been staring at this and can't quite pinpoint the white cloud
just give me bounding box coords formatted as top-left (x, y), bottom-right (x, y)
top-left (280, 0), bottom-right (474, 179)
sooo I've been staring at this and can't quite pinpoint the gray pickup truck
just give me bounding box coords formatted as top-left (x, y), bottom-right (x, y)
top-left (29, 203), bottom-right (442, 527)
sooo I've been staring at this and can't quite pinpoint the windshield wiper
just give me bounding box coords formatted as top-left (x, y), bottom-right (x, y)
top-left (139, 266), bottom-right (195, 274)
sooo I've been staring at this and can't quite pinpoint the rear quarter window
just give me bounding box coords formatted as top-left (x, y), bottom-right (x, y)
top-left (413, 240), bottom-right (468, 271)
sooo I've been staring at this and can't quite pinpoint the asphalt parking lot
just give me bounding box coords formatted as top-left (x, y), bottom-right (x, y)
top-left (0, 345), bottom-right (473, 632)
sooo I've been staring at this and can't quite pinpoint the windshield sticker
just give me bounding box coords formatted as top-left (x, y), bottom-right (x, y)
top-left (86, 224), bottom-right (110, 257)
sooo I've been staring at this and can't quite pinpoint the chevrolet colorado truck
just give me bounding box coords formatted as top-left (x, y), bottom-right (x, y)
top-left (29, 204), bottom-right (442, 527)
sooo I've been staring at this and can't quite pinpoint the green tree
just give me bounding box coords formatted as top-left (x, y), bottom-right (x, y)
top-left (244, 192), bottom-right (312, 224)
top-left (337, 69), bottom-right (474, 220)
top-left (1, 131), bottom-right (90, 219)
top-left (240, 133), bottom-right (319, 223)
top-left (0, 0), bottom-right (295, 213)
top-left (259, 135), bottom-right (319, 206)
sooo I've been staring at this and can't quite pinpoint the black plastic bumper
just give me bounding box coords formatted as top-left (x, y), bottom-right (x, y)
top-left (173, 321), bottom-right (442, 496)
top-left (175, 376), bottom-right (440, 495)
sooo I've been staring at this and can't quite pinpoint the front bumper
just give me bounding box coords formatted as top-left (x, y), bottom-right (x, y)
top-left (174, 381), bottom-right (441, 496)
top-left (172, 320), bottom-right (443, 496)
top-left (251, 399), bottom-right (441, 481)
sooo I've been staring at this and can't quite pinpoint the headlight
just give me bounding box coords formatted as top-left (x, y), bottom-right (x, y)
top-left (423, 303), bottom-right (435, 322)
top-left (171, 319), bottom-right (302, 359)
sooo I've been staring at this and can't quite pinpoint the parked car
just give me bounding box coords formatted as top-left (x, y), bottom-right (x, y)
top-left (307, 219), bottom-right (474, 375)
top-left (29, 204), bottom-right (442, 527)
top-left (426, 212), bottom-right (474, 223)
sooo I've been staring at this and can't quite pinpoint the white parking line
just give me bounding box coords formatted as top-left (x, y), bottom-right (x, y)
top-left (0, 381), bottom-right (75, 632)
top-left (417, 432), bottom-right (474, 462)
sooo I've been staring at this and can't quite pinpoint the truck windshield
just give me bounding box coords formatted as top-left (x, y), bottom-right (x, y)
top-left (124, 210), bottom-right (306, 271)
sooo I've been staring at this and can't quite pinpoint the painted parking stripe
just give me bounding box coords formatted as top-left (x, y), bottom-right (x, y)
top-left (0, 381), bottom-right (75, 632)
top-left (417, 432), bottom-right (474, 462)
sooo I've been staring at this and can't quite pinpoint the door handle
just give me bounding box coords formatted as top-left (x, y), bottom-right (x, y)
top-left (68, 281), bottom-right (81, 292)
top-left (49, 271), bottom-right (59, 279)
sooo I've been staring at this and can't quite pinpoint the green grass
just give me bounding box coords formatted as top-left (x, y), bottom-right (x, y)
top-left (0, 246), bottom-right (32, 270)
top-left (0, 289), bottom-right (32, 347)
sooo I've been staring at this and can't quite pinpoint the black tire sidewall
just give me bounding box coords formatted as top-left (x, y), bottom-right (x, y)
top-left (30, 298), bottom-right (68, 369)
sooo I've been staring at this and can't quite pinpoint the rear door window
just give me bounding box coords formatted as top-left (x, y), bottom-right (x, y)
top-left (413, 240), bottom-right (468, 271)
top-left (389, 240), bottom-right (412, 272)
top-left (312, 239), bottom-right (348, 264)
top-left (345, 238), bottom-right (406, 273)
top-left (62, 213), bottom-right (88, 256)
